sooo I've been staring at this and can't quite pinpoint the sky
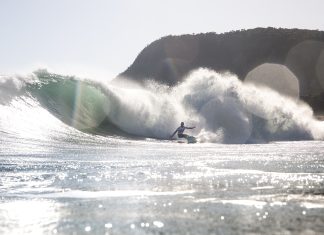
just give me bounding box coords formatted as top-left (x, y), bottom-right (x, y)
top-left (0, 0), bottom-right (324, 80)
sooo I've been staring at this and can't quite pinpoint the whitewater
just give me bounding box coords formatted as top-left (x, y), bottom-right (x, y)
top-left (1, 68), bottom-right (324, 234)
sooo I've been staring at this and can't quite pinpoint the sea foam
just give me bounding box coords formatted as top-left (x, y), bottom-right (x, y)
top-left (1, 68), bottom-right (323, 144)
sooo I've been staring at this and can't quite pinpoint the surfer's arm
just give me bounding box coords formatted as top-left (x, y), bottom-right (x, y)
top-left (170, 128), bottom-right (178, 138)
top-left (185, 126), bottom-right (196, 129)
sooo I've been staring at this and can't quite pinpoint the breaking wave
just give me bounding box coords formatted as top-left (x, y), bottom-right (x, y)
top-left (0, 68), bottom-right (323, 144)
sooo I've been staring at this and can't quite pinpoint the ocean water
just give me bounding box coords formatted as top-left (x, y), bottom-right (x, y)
top-left (1, 140), bottom-right (324, 235)
top-left (1, 69), bottom-right (324, 234)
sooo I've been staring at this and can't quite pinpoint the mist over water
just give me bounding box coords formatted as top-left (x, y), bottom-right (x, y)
top-left (0, 68), bottom-right (323, 144)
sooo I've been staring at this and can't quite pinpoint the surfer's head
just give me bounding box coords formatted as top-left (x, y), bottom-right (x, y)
top-left (181, 122), bottom-right (184, 127)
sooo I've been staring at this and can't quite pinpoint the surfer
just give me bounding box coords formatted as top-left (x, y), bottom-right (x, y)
top-left (170, 122), bottom-right (195, 139)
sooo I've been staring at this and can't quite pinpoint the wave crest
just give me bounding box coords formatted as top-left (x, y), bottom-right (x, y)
top-left (1, 68), bottom-right (323, 144)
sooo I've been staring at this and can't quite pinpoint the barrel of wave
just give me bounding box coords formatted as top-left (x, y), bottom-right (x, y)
top-left (30, 70), bottom-right (108, 131)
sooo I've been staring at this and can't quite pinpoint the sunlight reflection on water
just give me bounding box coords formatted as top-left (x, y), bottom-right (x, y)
top-left (0, 141), bottom-right (324, 234)
top-left (0, 200), bottom-right (59, 235)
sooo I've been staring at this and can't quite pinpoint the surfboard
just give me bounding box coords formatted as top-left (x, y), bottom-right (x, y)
top-left (186, 136), bottom-right (197, 144)
top-left (171, 136), bottom-right (197, 144)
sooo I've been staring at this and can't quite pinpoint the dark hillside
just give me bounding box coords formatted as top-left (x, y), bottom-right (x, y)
top-left (118, 28), bottom-right (324, 111)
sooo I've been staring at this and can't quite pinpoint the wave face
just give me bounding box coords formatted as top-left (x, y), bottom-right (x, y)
top-left (0, 69), bottom-right (323, 144)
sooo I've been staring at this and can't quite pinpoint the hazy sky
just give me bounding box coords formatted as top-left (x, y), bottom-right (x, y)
top-left (0, 0), bottom-right (323, 80)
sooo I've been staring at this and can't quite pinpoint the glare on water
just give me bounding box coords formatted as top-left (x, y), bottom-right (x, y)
top-left (0, 140), bottom-right (324, 234)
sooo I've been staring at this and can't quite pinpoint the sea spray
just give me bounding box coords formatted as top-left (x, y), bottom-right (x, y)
top-left (174, 70), bottom-right (252, 143)
top-left (0, 68), bottom-right (323, 144)
top-left (175, 69), bottom-right (324, 142)
top-left (0, 74), bottom-right (38, 105)
top-left (100, 84), bottom-right (186, 139)
top-left (99, 68), bottom-right (324, 143)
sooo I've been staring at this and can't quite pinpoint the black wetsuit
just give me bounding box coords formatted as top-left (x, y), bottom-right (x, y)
top-left (176, 126), bottom-right (188, 138)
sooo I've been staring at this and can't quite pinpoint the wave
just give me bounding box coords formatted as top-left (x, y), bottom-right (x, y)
top-left (0, 68), bottom-right (323, 144)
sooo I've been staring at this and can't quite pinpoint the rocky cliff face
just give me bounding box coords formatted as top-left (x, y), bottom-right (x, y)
top-left (118, 28), bottom-right (324, 111)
